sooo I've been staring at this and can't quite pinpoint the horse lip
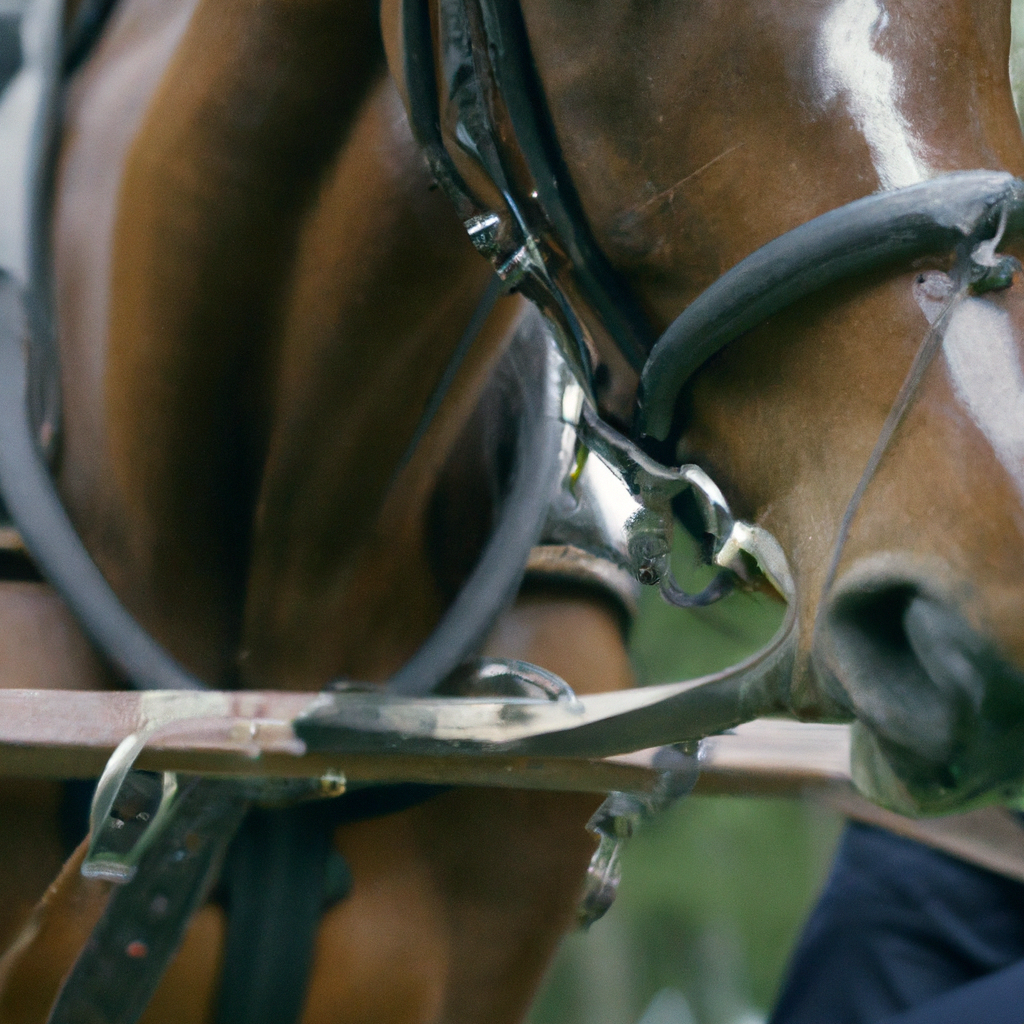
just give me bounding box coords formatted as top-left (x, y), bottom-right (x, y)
top-left (814, 556), bottom-right (1024, 811)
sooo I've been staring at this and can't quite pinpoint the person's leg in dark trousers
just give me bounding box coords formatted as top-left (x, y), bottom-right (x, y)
top-left (880, 959), bottom-right (1024, 1023)
top-left (770, 822), bottom-right (1024, 1024)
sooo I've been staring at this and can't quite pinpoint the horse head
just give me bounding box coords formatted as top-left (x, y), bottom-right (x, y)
top-left (384, 0), bottom-right (1024, 815)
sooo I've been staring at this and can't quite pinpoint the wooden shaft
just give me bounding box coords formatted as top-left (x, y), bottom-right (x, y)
top-left (0, 689), bottom-right (852, 794)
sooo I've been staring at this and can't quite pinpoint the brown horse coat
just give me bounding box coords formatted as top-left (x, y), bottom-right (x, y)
top-left (9, 0), bottom-right (1024, 1019)
top-left (0, 0), bottom-right (633, 1020)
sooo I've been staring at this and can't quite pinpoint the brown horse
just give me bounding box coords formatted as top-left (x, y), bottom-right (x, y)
top-left (5, 0), bottom-right (1024, 1022)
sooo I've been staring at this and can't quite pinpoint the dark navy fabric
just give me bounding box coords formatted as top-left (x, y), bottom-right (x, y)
top-left (881, 958), bottom-right (1024, 1023)
top-left (770, 822), bottom-right (1024, 1024)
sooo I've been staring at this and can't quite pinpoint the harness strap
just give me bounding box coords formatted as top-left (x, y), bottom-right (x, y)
top-left (465, 0), bottom-right (653, 370)
top-left (0, 276), bottom-right (206, 690)
top-left (214, 803), bottom-right (344, 1024)
top-left (524, 544), bottom-right (639, 625)
top-left (212, 783), bottom-right (449, 1024)
top-left (638, 171), bottom-right (1024, 440)
top-left (46, 779), bottom-right (249, 1024)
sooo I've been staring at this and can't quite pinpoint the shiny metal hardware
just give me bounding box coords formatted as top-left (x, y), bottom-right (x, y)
top-left (495, 244), bottom-right (533, 290)
top-left (464, 212), bottom-right (503, 259)
top-left (83, 698), bottom-right (325, 883)
top-left (564, 397), bottom-right (783, 607)
top-left (435, 657), bottom-right (580, 703)
top-left (539, 428), bottom-right (639, 579)
top-left (577, 743), bottom-right (700, 927)
top-left (85, 764), bottom-right (179, 883)
top-left (319, 770), bottom-right (347, 797)
top-left (968, 203), bottom-right (1021, 294)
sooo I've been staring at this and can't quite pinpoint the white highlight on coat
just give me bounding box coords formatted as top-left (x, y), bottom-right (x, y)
top-left (817, 0), bottom-right (931, 189)
top-left (942, 299), bottom-right (1024, 500)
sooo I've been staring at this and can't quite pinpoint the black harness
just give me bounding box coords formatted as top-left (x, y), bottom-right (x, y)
top-left (401, 0), bottom-right (1024, 441)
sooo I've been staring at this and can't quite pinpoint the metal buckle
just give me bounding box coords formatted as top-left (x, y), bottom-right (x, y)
top-left (559, 377), bottom-right (792, 606)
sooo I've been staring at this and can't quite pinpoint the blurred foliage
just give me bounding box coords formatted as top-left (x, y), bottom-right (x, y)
top-left (528, 797), bottom-right (842, 1024)
top-left (528, 538), bottom-right (842, 1024)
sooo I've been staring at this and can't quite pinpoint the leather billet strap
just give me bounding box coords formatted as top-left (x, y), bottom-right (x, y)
top-left (524, 544), bottom-right (640, 624)
top-left (46, 778), bottom-right (249, 1024)
top-left (639, 172), bottom-right (1024, 440)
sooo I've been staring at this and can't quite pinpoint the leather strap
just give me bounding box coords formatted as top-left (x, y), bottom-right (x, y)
top-left (524, 543), bottom-right (640, 623)
top-left (0, 275), bottom-right (207, 691)
top-left (214, 803), bottom-right (342, 1024)
top-left (821, 787), bottom-right (1024, 887)
top-left (213, 784), bottom-right (446, 1024)
top-left (638, 171), bottom-right (1024, 439)
top-left (46, 779), bottom-right (248, 1024)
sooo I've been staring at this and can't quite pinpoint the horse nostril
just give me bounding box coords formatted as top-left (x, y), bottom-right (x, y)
top-left (835, 584), bottom-right (918, 666)
top-left (827, 583), bottom-right (930, 720)
top-left (820, 575), bottom-right (1024, 809)
top-left (821, 583), bottom-right (983, 767)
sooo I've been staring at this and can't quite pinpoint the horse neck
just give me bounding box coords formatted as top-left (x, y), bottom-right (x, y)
top-left (56, 0), bottom-right (515, 689)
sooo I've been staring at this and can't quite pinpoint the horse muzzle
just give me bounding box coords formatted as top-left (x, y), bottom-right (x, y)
top-left (815, 558), bottom-right (1024, 815)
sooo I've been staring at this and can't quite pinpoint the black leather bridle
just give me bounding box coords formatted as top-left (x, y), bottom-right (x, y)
top-left (402, 0), bottom-right (1024, 444)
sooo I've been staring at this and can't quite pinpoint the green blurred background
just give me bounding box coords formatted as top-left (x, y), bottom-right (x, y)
top-left (526, 541), bottom-right (838, 1024)
top-left (526, 8), bottom-right (1024, 1022)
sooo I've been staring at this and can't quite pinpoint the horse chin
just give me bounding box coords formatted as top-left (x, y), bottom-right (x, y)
top-left (812, 554), bottom-right (1024, 815)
